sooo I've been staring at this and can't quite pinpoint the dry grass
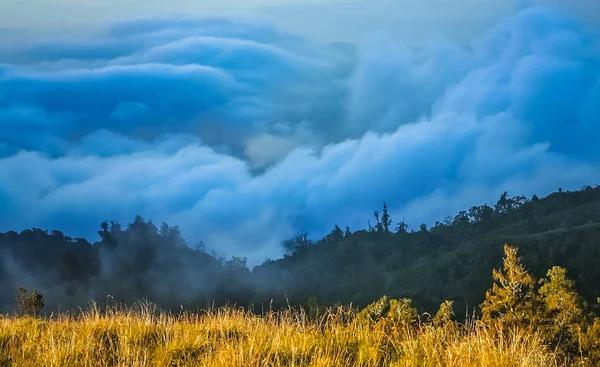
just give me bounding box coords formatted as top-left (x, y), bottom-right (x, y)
top-left (0, 304), bottom-right (561, 367)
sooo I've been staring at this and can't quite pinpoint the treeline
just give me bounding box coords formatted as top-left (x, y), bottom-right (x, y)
top-left (2, 185), bottom-right (600, 317)
top-left (257, 186), bottom-right (600, 312)
top-left (0, 218), bottom-right (255, 312)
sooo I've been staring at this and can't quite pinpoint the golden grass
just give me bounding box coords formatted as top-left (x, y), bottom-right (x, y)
top-left (0, 304), bottom-right (561, 367)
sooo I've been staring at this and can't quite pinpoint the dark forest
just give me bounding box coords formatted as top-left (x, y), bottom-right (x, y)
top-left (2, 185), bottom-right (600, 317)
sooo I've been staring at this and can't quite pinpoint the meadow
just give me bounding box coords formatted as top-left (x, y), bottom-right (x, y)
top-left (1, 245), bottom-right (599, 367)
top-left (0, 304), bottom-right (558, 367)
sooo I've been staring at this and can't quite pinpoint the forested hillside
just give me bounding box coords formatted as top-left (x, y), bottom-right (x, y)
top-left (2, 185), bottom-right (600, 315)
top-left (257, 186), bottom-right (600, 313)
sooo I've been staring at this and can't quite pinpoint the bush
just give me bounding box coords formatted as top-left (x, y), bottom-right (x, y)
top-left (357, 295), bottom-right (418, 326)
top-left (433, 300), bottom-right (455, 328)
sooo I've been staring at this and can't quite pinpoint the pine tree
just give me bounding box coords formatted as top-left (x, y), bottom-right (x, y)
top-left (481, 245), bottom-right (539, 330)
top-left (538, 266), bottom-right (587, 353)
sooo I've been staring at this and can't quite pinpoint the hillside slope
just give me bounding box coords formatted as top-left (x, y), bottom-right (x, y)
top-left (2, 186), bottom-right (600, 314)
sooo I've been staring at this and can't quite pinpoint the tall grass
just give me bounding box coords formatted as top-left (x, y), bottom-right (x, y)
top-left (0, 303), bottom-right (560, 367)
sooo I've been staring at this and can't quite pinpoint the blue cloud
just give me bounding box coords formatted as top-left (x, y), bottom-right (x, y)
top-left (0, 17), bottom-right (349, 160)
top-left (0, 7), bottom-right (599, 265)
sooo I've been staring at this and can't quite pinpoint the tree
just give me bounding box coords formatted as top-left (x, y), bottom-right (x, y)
top-left (15, 287), bottom-right (44, 317)
top-left (481, 245), bottom-right (540, 330)
top-left (538, 266), bottom-right (587, 353)
top-left (194, 241), bottom-right (206, 253)
top-left (293, 231), bottom-right (313, 253)
top-left (109, 221), bottom-right (122, 233)
top-left (98, 220), bottom-right (120, 249)
top-left (494, 192), bottom-right (509, 214)
top-left (373, 211), bottom-right (383, 232)
top-left (453, 211), bottom-right (469, 226)
top-left (159, 222), bottom-right (171, 237)
top-left (381, 203), bottom-right (392, 233)
top-left (396, 219), bottom-right (408, 234)
top-left (468, 204), bottom-right (493, 223)
top-left (131, 215), bottom-right (145, 228)
top-left (225, 256), bottom-right (248, 270)
top-left (159, 223), bottom-right (186, 247)
top-left (98, 221), bottom-right (110, 239)
top-left (344, 226), bottom-right (352, 238)
top-left (325, 225), bottom-right (344, 243)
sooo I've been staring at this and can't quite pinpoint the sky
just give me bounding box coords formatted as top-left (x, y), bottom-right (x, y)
top-left (0, 0), bottom-right (512, 41)
top-left (1, 0), bottom-right (600, 265)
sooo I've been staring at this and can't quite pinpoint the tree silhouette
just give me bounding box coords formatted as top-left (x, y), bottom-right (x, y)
top-left (381, 203), bottom-right (392, 233)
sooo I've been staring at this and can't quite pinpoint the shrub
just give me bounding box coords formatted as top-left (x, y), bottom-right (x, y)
top-left (433, 300), bottom-right (455, 328)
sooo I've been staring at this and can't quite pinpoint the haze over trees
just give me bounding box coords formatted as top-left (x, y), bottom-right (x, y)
top-left (0, 185), bottom-right (599, 316)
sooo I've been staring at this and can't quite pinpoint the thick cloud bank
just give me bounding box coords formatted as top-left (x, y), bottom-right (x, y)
top-left (1, 6), bottom-right (599, 264)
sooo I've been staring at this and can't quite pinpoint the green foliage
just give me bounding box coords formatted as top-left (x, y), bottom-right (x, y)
top-left (325, 187), bottom-right (600, 313)
top-left (15, 287), bottom-right (44, 318)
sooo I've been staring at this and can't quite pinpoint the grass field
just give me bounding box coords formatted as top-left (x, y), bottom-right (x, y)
top-left (0, 303), bottom-right (560, 367)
